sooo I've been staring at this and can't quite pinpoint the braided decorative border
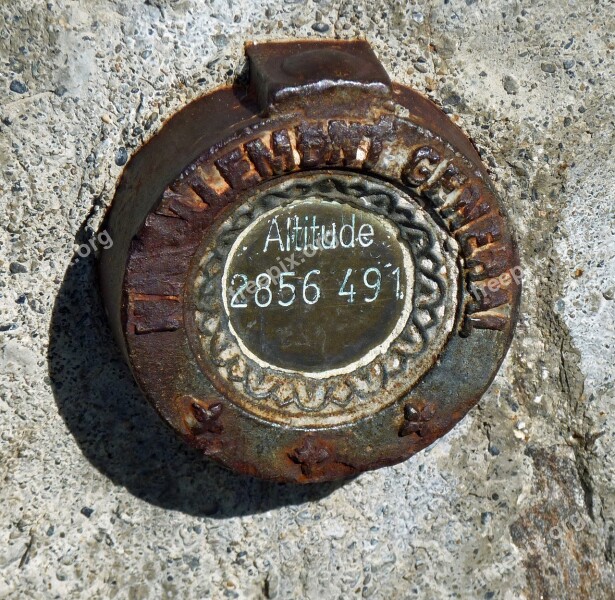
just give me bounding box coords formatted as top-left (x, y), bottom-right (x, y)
top-left (192, 174), bottom-right (458, 420)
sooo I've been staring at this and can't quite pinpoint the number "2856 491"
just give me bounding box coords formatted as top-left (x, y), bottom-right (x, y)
top-left (228, 267), bottom-right (404, 309)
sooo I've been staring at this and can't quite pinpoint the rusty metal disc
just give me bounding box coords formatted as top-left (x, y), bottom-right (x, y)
top-left (100, 40), bottom-right (521, 483)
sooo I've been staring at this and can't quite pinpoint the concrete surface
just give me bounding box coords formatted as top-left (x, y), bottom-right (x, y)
top-left (1, 0), bottom-right (614, 598)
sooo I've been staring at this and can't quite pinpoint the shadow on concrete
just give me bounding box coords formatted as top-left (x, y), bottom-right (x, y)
top-left (47, 218), bottom-right (346, 518)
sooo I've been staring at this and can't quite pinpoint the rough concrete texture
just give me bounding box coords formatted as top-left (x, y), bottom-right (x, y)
top-left (0, 0), bottom-right (614, 598)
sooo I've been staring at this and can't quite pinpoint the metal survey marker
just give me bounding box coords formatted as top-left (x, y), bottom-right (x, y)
top-left (100, 40), bottom-right (521, 482)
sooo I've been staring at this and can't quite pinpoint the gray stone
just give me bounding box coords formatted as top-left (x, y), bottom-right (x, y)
top-left (541, 62), bottom-right (557, 73)
top-left (311, 22), bottom-right (330, 33)
top-left (503, 75), bottom-right (519, 95)
top-left (114, 146), bottom-right (128, 166)
top-left (8, 262), bottom-right (27, 274)
top-left (414, 59), bottom-right (429, 73)
top-left (9, 80), bottom-right (27, 94)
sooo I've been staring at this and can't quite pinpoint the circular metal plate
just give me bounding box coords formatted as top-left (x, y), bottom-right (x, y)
top-left (100, 40), bottom-right (521, 482)
top-left (188, 172), bottom-right (459, 428)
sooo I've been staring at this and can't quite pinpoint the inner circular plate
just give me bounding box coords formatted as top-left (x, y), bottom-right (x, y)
top-left (188, 172), bottom-right (460, 428)
top-left (222, 199), bottom-right (414, 377)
